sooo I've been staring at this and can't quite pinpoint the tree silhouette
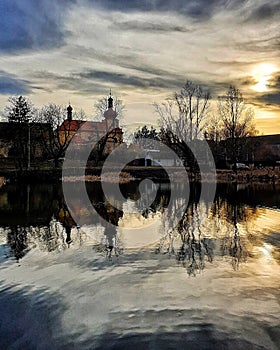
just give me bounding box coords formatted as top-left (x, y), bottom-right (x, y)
top-left (154, 81), bottom-right (211, 172)
top-left (155, 81), bottom-right (210, 143)
top-left (36, 103), bottom-right (83, 167)
top-left (4, 95), bottom-right (34, 123)
top-left (7, 226), bottom-right (29, 262)
top-left (3, 96), bottom-right (35, 171)
top-left (94, 95), bottom-right (124, 121)
top-left (218, 86), bottom-right (257, 169)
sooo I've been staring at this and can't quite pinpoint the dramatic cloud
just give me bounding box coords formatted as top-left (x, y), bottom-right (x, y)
top-left (90, 0), bottom-right (239, 21)
top-left (0, 0), bottom-right (74, 52)
top-left (268, 74), bottom-right (280, 90)
top-left (0, 0), bottom-right (279, 133)
top-left (256, 93), bottom-right (280, 106)
top-left (0, 71), bottom-right (30, 94)
top-left (78, 69), bottom-right (186, 89)
top-left (245, 1), bottom-right (280, 22)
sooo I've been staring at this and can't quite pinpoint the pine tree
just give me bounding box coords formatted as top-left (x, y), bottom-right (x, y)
top-left (5, 95), bottom-right (33, 123)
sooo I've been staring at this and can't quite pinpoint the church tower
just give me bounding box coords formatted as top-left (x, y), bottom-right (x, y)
top-left (104, 90), bottom-right (119, 129)
top-left (67, 103), bottom-right (73, 121)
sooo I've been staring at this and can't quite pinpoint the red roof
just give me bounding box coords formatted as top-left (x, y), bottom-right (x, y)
top-left (59, 120), bottom-right (85, 132)
top-left (59, 120), bottom-right (122, 134)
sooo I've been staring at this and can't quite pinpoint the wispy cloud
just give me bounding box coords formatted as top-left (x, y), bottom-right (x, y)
top-left (256, 92), bottom-right (280, 106)
top-left (78, 69), bottom-right (186, 90)
top-left (268, 74), bottom-right (280, 90)
top-left (90, 0), bottom-right (237, 21)
top-left (244, 1), bottom-right (280, 22)
top-left (110, 20), bottom-right (190, 33)
top-left (0, 0), bottom-right (279, 132)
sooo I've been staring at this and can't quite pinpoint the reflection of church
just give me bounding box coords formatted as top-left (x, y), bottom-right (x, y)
top-left (59, 92), bottom-right (123, 155)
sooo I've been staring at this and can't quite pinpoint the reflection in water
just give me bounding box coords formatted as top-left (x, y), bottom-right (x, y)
top-left (156, 202), bottom-right (214, 276)
top-left (0, 181), bottom-right (279, 273)
top-left (95, 224), bottom-right (123, 260)
top-left (7, 226), bottom-right (29, 262)
top-left (0, 181), bottom-right (279, 349)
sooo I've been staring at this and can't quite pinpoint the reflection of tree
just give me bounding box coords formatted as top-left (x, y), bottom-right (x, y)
top-left (3, 182), bottom-right (84, 260)
top-left (36, 225), bottom-right (56, 252)
top-left (155, 182), bottom-right (259, 275)
top-left (176, 203), bottom-right (214, 276)
top-left (1, 181), bottom-right (266, 268)
top-left (157, 201), bottom-right (214, 276)
top-left (209, 183), bottom-right (262, 269)
top-left (220, 204), bottom-right (249, 270)
top-left (214, 183), bottom-right (260, 226)
top-left (95, 224), bottom-right (123, 260)
top-left (7, 226), bottom-right (29, 262)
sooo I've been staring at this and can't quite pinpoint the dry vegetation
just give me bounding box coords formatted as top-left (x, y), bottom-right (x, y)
top-left (63, 171), bottom-right (135, 183)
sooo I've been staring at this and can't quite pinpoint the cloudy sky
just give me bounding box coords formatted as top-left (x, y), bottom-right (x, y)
top-left (0, 0), bottom-right (279, 134)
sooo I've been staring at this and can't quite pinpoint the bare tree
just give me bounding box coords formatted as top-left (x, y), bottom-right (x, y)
top-left (94, 95), bottom-right (125, 121)
top-left (218, 86), bottom-right (257, 167)
top-left (155, 80), bottom-right (211, 142)
top-left (154, 81), bottom-right (210, 170)
top-left (205, 114), bottom-right (223, 144)
top-left (73, 108), bottom-right (87, 121)
top-left (37, 103), bottom-right (83, 167)
top-left (204, 114), bottom-right (224, 165)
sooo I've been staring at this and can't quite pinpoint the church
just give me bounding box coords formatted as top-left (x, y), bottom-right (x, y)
top-left (59, 92), bottom-right (123, 157)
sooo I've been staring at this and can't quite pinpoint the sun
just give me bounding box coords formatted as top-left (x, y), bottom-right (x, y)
top-left (252, 63), bottom-right (276, 92)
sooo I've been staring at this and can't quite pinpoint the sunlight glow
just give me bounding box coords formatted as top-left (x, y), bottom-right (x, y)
top-left (252, 63), bottom-right (277, 92)
top-left (258, 243), bottom-right (273, 262)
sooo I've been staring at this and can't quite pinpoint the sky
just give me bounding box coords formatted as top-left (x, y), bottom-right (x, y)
top-left (0, 0), bottom-right (279, 134)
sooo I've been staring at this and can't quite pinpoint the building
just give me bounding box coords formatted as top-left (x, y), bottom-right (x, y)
top-left (250, 134), bottom-right (280, 164)
top-left (0, 121), bottom-right (52, 160)
top-left (208, 133), bottom-right (280, 168)
top-left (59, 93), bottom-right (122, 157)
top-left (0, 92), bottom-right (123, 169)
top-left (145, 148), bottom-right (183, 167)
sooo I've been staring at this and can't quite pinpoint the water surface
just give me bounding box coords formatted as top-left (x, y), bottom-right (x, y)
top-left (0, 181), bottom-right (279, 349)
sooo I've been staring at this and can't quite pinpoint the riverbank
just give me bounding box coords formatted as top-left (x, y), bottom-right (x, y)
top-left (1, 166), bottom-right (280, 184)
top-left (216, 168), bottom-right (280, 184)
top-left (62, 166), bottom-right (280, 185)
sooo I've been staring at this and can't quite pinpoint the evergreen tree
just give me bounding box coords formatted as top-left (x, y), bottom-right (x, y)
top-left (5, 95), bottom-right (34, 123)
top-left (134, 125), bottom-right (158, 148)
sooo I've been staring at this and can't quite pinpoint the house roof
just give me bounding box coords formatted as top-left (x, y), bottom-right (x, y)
top-left (59, 120), bottom-right (85, 132)
top-left (250, 134), bottom-right (280, 144)
top-left (59, 119), bottom-right (122, 134)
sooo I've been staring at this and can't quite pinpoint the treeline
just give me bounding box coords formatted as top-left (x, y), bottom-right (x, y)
top-left (0, 82), bottom-right (276, 173)
top-left (0, 94), bottom-right (122, 172)
top-left (133, 82), bottom-right (276, 169)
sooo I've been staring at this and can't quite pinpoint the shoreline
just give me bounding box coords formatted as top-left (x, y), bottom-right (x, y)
top-left (0, 167), bottom-right (279, 185)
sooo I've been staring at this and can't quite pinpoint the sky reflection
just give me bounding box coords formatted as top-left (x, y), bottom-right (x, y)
top-left (0, 181), bottom-right (279, 276)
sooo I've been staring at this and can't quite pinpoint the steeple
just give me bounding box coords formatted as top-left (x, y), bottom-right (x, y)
top-left (108, 89), bottom-right (113, 109)
top-left (67, 103), bottom-right (73, 121)
top-left (104, 90), bottom-right (118, 128)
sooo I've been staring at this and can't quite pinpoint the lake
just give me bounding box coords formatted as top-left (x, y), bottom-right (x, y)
top-left (0, 181), bottom-right (279, 349)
